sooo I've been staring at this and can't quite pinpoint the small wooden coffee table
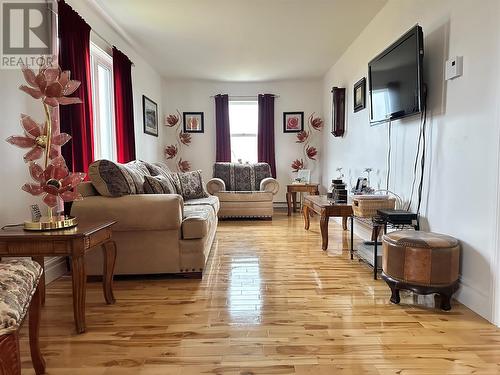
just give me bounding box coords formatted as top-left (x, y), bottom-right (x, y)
top-left (0, 220), bottom-right (117, 333)
top-left (286, 183), bottom-right (320, 216)
top-left (303, 195), bottom-right (353, 250)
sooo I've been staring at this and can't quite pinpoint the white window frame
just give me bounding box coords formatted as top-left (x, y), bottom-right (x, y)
top-left (90, 42), bottom-right (117, 161)
top-left (229, 99), bottom-right (258, 163)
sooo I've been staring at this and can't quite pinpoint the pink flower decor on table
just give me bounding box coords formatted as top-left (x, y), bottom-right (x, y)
top-left (179, 132), bottom-right (192, 146)
top-left (291, 159), bottom-right (304, 172)
top-left (5, 62), bottom-right (85, 227)
top-left (164, 109), bottom-right (192, 172)
top-left (178, 158), bottom-right (191, 173)
top-left (6, 113), bottom-right (71, 162)
top-left (164, 145), bottom-right (178, 159)
top-left (295, 131), bottom-right (309, 144)
top-left (20, 65), bottom-right (82, 107)
top-left (23, 157), bottom-right (85, 207)
top-left (287, 117), bottom-right (299, 130)
top-left (290, 112), bottom-right (323, 172)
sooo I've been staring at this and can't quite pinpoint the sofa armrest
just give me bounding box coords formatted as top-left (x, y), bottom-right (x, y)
top-left (260, 177), bottom-right (279, 195)
top-left (206, 178), bottom-right (226, 195)
top-left (71, 194), bottom-right (184, 231)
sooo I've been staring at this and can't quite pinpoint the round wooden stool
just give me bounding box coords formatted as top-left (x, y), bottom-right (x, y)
top-left (381, 230), bottom-right (460, 311)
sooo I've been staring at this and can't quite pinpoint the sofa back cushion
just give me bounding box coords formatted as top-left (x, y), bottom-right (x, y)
top-left (143, 175), bottom-right (177, 194)
top-left (88, 159), bottom-right (151, 197)
top-left (213, 162), bottom-right (271, 191)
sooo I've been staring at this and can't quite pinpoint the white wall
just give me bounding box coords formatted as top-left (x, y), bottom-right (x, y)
top-left (322, 0), bottom-right (500, 322)
top-left (162, 79), bottom-right (323, 202)
top-left (0, 0), bottom-right (164, 226)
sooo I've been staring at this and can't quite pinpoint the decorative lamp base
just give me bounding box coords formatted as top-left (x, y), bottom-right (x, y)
top-left (24, 215), bottom-right (78, 231)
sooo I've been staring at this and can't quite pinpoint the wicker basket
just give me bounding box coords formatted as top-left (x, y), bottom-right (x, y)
top-left (352, 197), bottom-right (396, 218)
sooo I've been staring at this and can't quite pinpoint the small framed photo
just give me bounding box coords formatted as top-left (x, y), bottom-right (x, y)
top-left (297, 169), bottom-right (311, 184)
top-left (353, 77), bottom-right (366, 113)
top-left (143, 95), bottom-right (158, 137)
top-left (283, 112), bottom-right (304, 133)
top-left (183, 112), bottom-right (204, 133)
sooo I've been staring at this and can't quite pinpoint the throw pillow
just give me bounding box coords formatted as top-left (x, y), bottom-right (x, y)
top-left (143, 175), bottom-right (177, 194)
top-left (88, 159), bottom-right (151, 197)
top-left (176, 170), bottom-right (208, 200)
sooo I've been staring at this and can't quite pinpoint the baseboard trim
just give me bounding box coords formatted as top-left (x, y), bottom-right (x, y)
top-left (44, 256), bottom-right (68, 285)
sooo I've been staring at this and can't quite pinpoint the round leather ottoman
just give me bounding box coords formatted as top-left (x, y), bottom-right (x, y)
top-left (381, 230), bottom-right (460, 311)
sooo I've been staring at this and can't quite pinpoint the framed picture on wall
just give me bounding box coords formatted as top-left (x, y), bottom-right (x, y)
top-left (283, 112), bottom-right (304, 133)
top-left (183, 112), bottom-right (204, 133)
top-left (143, 95), bottom-right (158, 137)
top-left (353, 77), bottom-right (366, 113)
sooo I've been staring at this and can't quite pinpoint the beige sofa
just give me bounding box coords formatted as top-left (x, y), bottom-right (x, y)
top-left (71, 161), bottom-right (218, 276)
top-left (206, 162), bottom-right (279, 219)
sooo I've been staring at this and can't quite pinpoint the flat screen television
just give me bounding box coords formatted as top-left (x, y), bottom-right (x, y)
top-left (368, 25), bottom-right (424, 125)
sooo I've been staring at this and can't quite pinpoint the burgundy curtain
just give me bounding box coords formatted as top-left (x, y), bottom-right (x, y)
top-left (215, 94), bottom-right (231, 162)
top-left (257, 94), bottom-right (276, 178)
top-left (58, 0), bottom-right (94, 174)
top-left (113, 47), bottom-right (135, 163)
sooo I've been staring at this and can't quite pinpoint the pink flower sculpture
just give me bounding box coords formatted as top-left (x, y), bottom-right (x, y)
top-left (23, 157), bottom-right (85, 208)
top-left (164, 145), bottom-right (178, 159)
top-left (306, 146), bottom-right (318, 160)
top-left (6, 114), bottom-right (71, 162)
top-left (296, 131), bottom-right (309, 143)
top-left (309, 113), bottom-right (323, 131)
top-left (291, 159), bottom-right (304, 172)
top-left (178, 158), bottom-right (191, 172)
top-left (19, 64), bottom-right (82, 107)
top-left (179, 132), bottom-right (192, 146)
top-left (165, 113), bottom-right (179, 127)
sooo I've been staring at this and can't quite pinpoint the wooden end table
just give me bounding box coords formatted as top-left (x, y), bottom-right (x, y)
top-left (303, 195), bottom-right (353, 250)
top-left (0, 220), bottom-right (117, 334)
top-left (286, 183), bottom-right (320, 216)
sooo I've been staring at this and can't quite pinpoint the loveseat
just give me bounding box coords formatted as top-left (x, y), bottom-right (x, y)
top-left (206, 162), bottom-right (279, 219)
top-left (71, 160), bottom-right (218, 276)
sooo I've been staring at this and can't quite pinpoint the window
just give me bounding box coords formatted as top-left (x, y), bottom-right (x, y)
top-left (229, 100), bottom-right (258, 163)
top-left (90, 42), bottom-right (116, 161)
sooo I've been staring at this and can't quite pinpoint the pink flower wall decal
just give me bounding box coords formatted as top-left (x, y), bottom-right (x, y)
top-left (306, 146), bottom-right (318, 160)
top-left (164, 145), bottom-right (178, 159)
top-left (291, 159), bottom-right (304, 172)
top-left (6, 114), bottom-right (71, 162)
top-left (178, 158), bottom-right (191, 172)
top-left (23, 157), bottom-right (85, 208)
top-left (19, 64), bottom-right (82, 107)
top-left (165, 113), bottom-right (179, 127)
top-left (295, 131), bottom-right (309, 143)
top-left (179, 132), bottom-right (192, 146)
top-left (309, 113), bottom-right (324, 131)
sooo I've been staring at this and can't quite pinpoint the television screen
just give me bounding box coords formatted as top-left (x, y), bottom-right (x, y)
top-left (368, 25), bottom-right (423, 124)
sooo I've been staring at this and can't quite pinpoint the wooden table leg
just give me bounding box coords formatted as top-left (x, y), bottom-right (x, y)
top-left (71, 255), bottom-right (87, 334)
top-left (292, 192), bottom-right (297, 213)
top-left (320, 211), bottom-right (329, 251)
top-left (286, 192), bottom-right (292, 216)
top-left (342, 216), bottom-right (348, 230)
top-left (32, 257), bottom-right (45, 306)
top-left (303, 204), bottom-right (310, 230)
top-left (102, 240), bottom-right (117, 305)
top-left (29, 282), bottom-right (45, 375)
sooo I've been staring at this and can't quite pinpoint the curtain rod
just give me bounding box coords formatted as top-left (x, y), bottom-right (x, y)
top-left (47, 3), bottom-right (135, 67)
top-left (209, 94), bottom-right (280, 98)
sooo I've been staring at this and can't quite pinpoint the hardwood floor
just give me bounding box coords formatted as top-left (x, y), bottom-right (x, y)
top-left (19, 210), bottom-right (500, 374)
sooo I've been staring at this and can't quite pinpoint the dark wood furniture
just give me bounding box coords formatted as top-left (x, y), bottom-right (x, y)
top-left (0, 261), bottom-right (44, 375)
top-left (286, 183), bottom-right (320, 216)
top-left (0, 221), bottom-right (117, 333)
top-left (303, 195), bottom-right (353, 250)
top-left (331, 87), bottom-right (346, 137)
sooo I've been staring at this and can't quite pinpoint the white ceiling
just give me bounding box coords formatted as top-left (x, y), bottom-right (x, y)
top-left (95, 0), bottom-right (387, 81)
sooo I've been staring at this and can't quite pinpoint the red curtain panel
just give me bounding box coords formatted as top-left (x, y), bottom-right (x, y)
top-left (58, 0), bottom-right (94, 174)
top-left (257, 94), bottom-right (276, 178)
top-left (113, 47), bottom-right (136, 163)
top-left (215, 94), bottom-right (231, 162)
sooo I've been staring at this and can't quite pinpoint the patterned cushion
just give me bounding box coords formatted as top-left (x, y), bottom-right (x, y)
top-left (144, 161), bottom-right (171, 179)
top-left (176, 170), bottom-right (208, 200)
top-left (89, 159), bottom-right (151, 197)
top-left (0, 259), bottom-right (42, 335)
top-left (143, 175), bottom-right (177, 194)
top-left (213, 162), bottom-right (271, 191)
